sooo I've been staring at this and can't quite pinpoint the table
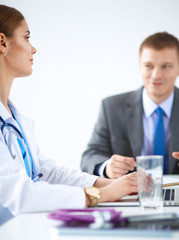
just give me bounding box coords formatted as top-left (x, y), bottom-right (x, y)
top-left (1, 206), bottom-right (179, 240)
top-left (0, 175), bottom-right (179, 240)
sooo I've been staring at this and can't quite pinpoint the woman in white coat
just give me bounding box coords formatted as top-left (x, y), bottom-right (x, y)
top-left (0, 4), bottom-right (138, 224)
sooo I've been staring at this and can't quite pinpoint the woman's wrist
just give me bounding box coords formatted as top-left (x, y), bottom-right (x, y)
top-left (84, 189), bottom-right (90, 207)
top-left (93, 177), bottom-right (112, 188)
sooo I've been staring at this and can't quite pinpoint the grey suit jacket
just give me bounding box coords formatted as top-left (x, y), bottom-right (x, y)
top-left (81, 87), bottom-right (179, 175)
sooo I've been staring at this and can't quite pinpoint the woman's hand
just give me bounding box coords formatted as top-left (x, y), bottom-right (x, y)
top-left (98, 172), bottom-right (138, 203)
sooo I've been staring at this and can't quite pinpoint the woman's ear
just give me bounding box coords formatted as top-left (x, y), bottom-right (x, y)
top-left (0, 33), bottom-right (7, 55)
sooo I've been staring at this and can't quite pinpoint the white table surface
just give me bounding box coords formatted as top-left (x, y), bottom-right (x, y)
top-left (1, 175), bottom-right (179, 240)
top-left (1, 206), bottom-right (179, 240)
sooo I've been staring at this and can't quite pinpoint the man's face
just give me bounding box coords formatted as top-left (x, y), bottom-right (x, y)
top-left (139, 47), bottom-right (179, 104)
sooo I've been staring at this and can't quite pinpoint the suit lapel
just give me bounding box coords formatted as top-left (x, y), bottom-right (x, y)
top-left (169, 87), bottom-right (179, 173)
top-left (125, 87), bottom-right (144, 157)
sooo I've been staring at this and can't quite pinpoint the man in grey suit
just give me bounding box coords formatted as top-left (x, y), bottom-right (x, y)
top-left (81, 32), bottom-right (179, 178)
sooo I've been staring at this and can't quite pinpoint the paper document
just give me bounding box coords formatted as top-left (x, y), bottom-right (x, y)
top-left (163, 175), bottom-right (179, 187)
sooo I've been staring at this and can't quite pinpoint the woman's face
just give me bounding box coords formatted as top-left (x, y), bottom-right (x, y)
top-left (5, 20), bottom-right (36, 78)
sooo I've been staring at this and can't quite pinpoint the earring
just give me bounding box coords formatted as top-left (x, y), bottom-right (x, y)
top-left (4, 50), bottom-right (7, 56)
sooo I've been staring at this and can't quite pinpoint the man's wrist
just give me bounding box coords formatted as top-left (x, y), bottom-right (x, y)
top-left (103, 166), bottom-right (109, 178)
top-left (98, 159), bottom-right (110, 177)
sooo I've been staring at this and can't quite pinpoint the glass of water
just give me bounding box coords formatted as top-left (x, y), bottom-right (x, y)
top-left (136, 155), bottom-right (163, 211)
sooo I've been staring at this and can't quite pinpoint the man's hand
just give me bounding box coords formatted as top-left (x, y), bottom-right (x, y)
top-left (172, 152), bottom-right (179, 159)
top-left (105, 154), bottom-right (137, 179)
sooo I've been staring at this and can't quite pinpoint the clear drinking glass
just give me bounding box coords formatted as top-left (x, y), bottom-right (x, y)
top-left (136, 155), bottom-right (163, 211)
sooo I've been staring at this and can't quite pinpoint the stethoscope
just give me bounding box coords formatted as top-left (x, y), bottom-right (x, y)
top-left (0, 115), bottom-right (43, 181)
top-left (0, 115), bottom-right (33, 178)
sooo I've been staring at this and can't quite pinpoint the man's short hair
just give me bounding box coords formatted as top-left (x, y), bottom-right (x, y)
top-left (140, 32), bottom-right (179, 59)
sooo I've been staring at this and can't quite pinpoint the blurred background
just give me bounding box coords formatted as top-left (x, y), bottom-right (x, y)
top-left (2, 0), bottom-right (179, 169)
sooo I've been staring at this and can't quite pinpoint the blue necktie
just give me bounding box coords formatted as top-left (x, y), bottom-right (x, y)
top-left (153, 107), bottom-right (166, 173)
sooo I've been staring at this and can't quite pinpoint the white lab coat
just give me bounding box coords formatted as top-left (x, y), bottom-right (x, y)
top-left (0, 101), bottom-right (98, 216)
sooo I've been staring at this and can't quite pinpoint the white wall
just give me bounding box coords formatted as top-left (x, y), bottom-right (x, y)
top-left (2, 0), bottom-right (179, 169)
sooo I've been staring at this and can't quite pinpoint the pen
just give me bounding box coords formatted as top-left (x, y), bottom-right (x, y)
top-left (163, 182), bottom-right (179, 187)
top-left (33, 173), bottom-right (43, 182)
